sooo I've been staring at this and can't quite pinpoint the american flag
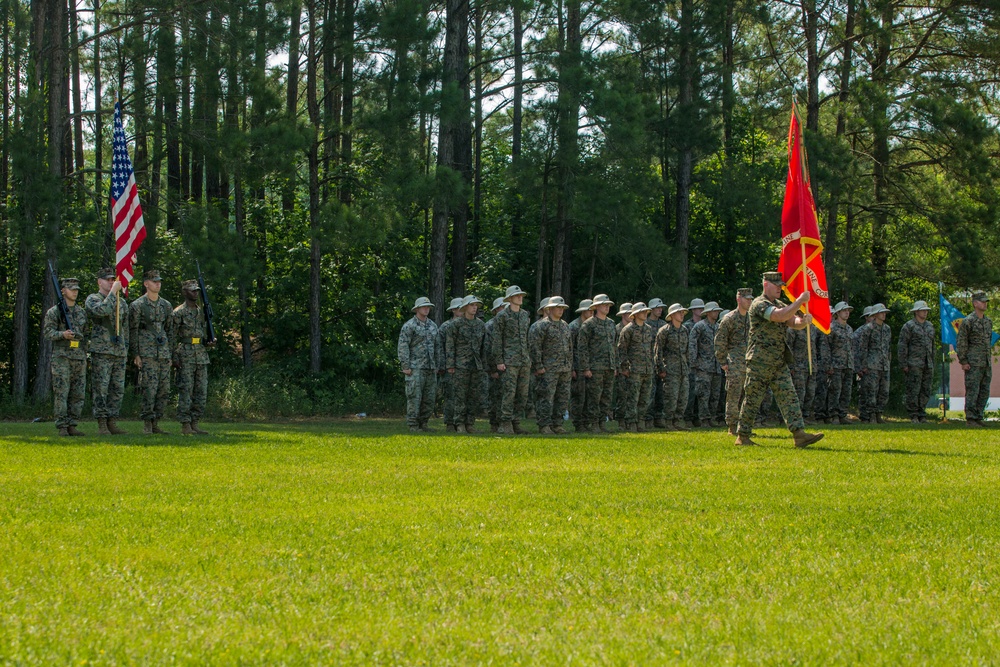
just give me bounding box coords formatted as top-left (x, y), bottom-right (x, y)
top-left (111, 101), bottom-right (146, 295)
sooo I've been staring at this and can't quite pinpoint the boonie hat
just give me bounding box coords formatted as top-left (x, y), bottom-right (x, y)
top-left (617, 302), bottom-right (634, 317)
top-left (504, 285), bottom-right (528, 301)
top-left (461, 295), bottom-right (483, 308)
top-left (648, 298), bottom-right (665, 310)
top-left (762, 271), bottom-right (784, 286)
top-left (702, 301), bottom-right (722, 313)
top-left (631, 302), bottom-right (651, 315)
top-left (546, 296), bottom-right (569, 310)
top-left (689, 298), bottom-right (705, 310)
top-left (910, 300), bottom-right (930, 312)
top-left (591, 294), bottom-right (614, 307)
top-left (491, 297), bottom-right (507, 313)
top-left (832, 301), bottom-right (853, 314)
top-left (536, 297), bottom-right (551, 315)
top-left (411, 296), bottom-right (434, 312)
top-left (575, 299), bottom-right (594, 313)
top-left (667, 303), bottom-right (688, 317)
top-left (870, 303), bottom-right (890, 315)
top-left (448, 297), bottom-right (464, 311)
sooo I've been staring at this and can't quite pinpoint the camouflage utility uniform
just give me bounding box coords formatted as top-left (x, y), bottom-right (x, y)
top-left (578, 316), bottom-right (617, 430)
top-left (810, 327), bottom-right (830, 421)
top-left (530, 318), bottom-right (573, 431)
top-left (130, 295), bottom-right (174, 422)
top-left (957, 313), bottom-right (994, 422)
top-left (398, 315), bottom-right (439, 428)
top-left (617, 321), bottom-right (654, 429)
top-left (85, 290), bottom-right (129, 421)
top-left (568, 315), bottom-right (587, 430)
top-left (446, 316), bottom-right (487, 430)
top-left (857, 322), bottom-right (892, 422)
top-left (484, 316), bottom-right (502, 429)
top-left (715, 309), bottom-right (748, 430)
top-left (656, 324), bottom-right (689, 427)
top-left (897, 318), bottom-right (935, 420)
top-left (736, 296), bottom-right (805, 435)
top-left (787, 328), bottom-right (817, 421)
top-left (826, 320), bottom-right (854, 421)
top-left (170, 302), bottom-right (210, 425)
top-left (44, 304), bottom-right (88, 430)
top-left (491, 306), bottom-right (532, 428)
top-left (437, 317), bottom-right (460, 426)
top-left (645, 316), bottom-right (667, 425)
top-left (689, 319), bottom-right (722, 425)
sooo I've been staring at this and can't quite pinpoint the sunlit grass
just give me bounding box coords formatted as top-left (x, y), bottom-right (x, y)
top-left (1, 419), bottom-right (998, 664)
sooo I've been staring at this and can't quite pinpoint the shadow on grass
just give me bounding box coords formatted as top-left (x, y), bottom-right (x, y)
top-left (806, 445), bottom-right (985, 459)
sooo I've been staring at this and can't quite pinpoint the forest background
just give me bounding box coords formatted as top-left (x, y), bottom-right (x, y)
top-left (1, 0), bottom-right (999, 417)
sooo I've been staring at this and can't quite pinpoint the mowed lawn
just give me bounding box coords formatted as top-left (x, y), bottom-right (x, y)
top-left (2, 419), bottom-right (999, 665)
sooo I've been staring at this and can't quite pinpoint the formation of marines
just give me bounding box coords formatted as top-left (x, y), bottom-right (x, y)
top-left (44, 269), bottom-right (214, 437)
top-left (398, 273), bottom-right (996, 445)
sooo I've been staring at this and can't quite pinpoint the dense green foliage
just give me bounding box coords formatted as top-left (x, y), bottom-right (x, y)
top-left (1, 0), bottom-right (998, 409)
top-left (3, 421), bottom-right (1000, 663)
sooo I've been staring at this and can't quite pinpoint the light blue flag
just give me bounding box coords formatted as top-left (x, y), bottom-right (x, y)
top-left (939, 291), bottom-right (999, 348)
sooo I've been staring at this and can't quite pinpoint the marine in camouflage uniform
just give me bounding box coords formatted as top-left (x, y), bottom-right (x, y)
top-left (170, 280), bottom-right (213, 435)
top-left (568, 299), bottom-right (593, 432)
top-left (857, 303), bottom-right (892, 423)
top-left (612, 303), bottom-right (634, 424)
top-left (130, 270), bottom-right (174, 434)
top-left (446, 295), bottom-right (487, 433)
top-left (527, 297), bottom-right (552, 422)
top-left (484, 298), bottom-right (506, 431)
top-left (810, 325), bottom-right (830, 422)
top-left (437, 298), bottom-right (465, 430)
top-left (735, 272), bottom-right (823, 448)
top-left (689, 302), bottom-right (723, 427)
top-left (578, 294), bottom-right (618, 432)
top-left (683, 298), bottom-right (705, 425)
top-left (644, 298), bottom-right (668, 428)
top-left (491, 285), bottom-right (532, 434)
top-left (655, 303), bottom-right (690, 430)
top-left (44, 277), bottom-right (88, 436)
top-left (714, 289), bottom-right (753, 435)
top-left (957, 292), bottom-right (994, 426)
top-left (897, 300), bottom-right (935, 422)
top-left (398, 297), bottom-right (439, 431)
top-left (826, 302), bottom-right (855, 423)
top-left (530, 297), bottom-right (573, 434)
top-left (786, 327), bottom-right (817, 422)
top-left (85, 268), bottom-right (129, 435)
top-left (617, 303), bottom-right (655, 432)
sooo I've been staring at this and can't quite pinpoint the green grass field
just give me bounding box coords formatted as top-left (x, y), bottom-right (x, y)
top-left (2, 419), bottom-right (999, 664)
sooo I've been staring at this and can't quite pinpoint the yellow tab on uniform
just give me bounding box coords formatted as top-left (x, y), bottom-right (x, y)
top-left (69, 341), bottom-right (80, 348)
top-left (191, 338), bottom-right (201, 345)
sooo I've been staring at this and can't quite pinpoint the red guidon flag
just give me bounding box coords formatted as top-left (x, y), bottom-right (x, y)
top-left (777, 104), bottom-right (830, 333)
top-left (110, 101), bottom-right (146, 296)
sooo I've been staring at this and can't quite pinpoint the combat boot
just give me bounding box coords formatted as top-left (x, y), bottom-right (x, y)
top-left (151, 420), bottom-right (169, 435)
top-left (465, 424), bottom-right (477, 434)
top-left (875, 414), bottom-right (886, 424)
top-left (513, 422), bottom-right (528, 435)
top-left (455, 423), bottom-right (468, 434)
top-left (792, 428), bottom-right (824, 448)
top-left (644, 420), bottom-right (654, 431)
top-left (446, 424), bottom-right (457, 433)
top-left (409, 426), bottom-right (420, 433)
top-left (828, 417), bottom-right (840, 425)
top-left (97, 418), bottom-right (112, 436)
top-left (108, 418), bottom-right (128, 435)
top-left (58, 427), bottom-right (70, 437)
top-left (734, 433), bottom-right (757, 446)
top-left (635, 422), bottom-right (646, 433)
top-left (727, 424), bottom-right (737, 436)
top-left (967, 420), bottom-right (983, 428)
top-left (673, 421), bottom-right (690, 432)
top-left (181, 422), bottom-right (195, 436)
top-left (552, 425), bottom-right (566, 435)
top-left (191, 421), bottom-right (209, 435)
top-left (539, 425), bottom-right (554, 435)
top-left (654, 419), bottom-right (667, 429)
top-left (490, 423), bottom-right (499, 433)
top-left (628, 422), bottom-right (639, 433)
top-left (67, 425), bottom-right (86, 436)
top-left (598, 421), bottom-right (610, 433)
top-left (497, 421), bottom-right (513, 435)
top-left (143, 420), bottom-right (154, 435)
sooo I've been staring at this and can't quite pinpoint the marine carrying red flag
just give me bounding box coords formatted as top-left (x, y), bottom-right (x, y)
top-left (777, 104), bottom-right (830, 333)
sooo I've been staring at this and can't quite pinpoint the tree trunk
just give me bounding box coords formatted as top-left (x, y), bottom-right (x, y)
top-left (339, 0), bottom-right (354, 205)
top-left (307, 0), bottom-right (322, 372)
top-left (721, 0), bottom-right (736, 284)
top-left (510, 0), bottom-right (523, 250)
top-left (283, 0), bottom-right (302, 212)
top-left (824, 0), bottom-right (855, 274)
top-left (674, 0), bottom-right (695, 288)
top-left (551, 0), bottom-right (581, 301)
top-left (471, 0), bottom-right (483, 262)
top-left (870, 2), bottom-right (892, 302)
top-left (68, 0), bottom-right (85, 194)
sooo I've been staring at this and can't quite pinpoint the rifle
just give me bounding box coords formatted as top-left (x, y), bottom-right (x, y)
top-left (196, 260), bottom-right (216, 344)
top-left (48, 260), bottom-right (76, 336)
